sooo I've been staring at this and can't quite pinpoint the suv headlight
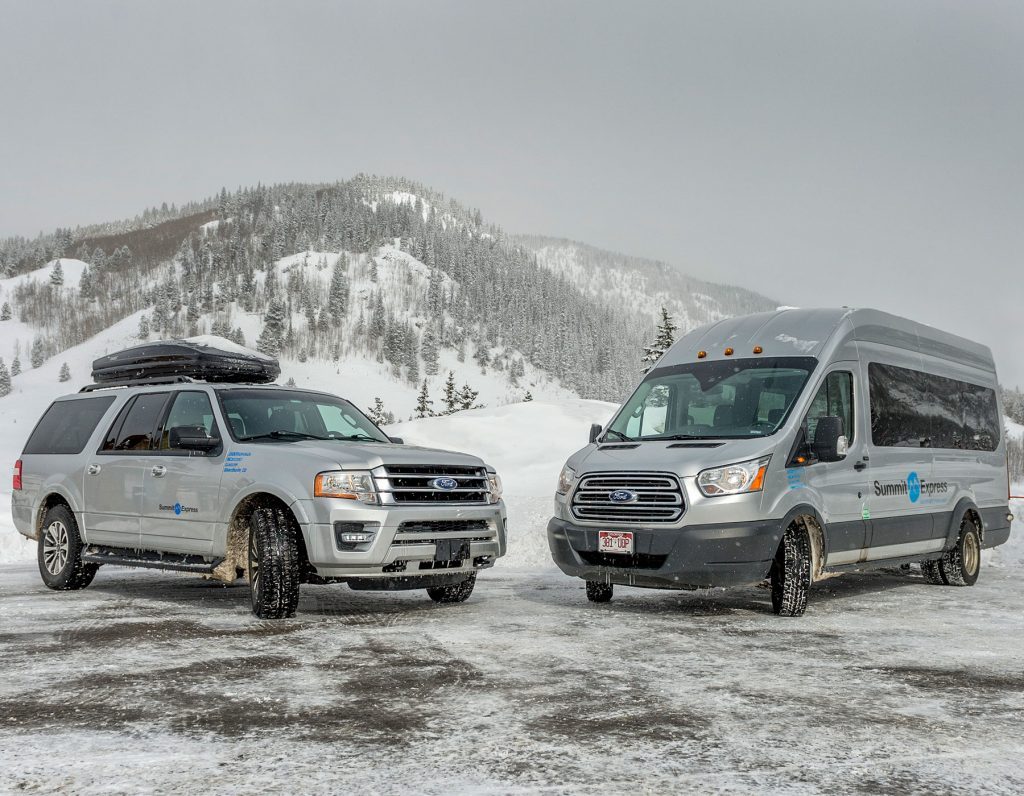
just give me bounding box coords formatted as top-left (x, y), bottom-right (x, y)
top-left (557, 465), bottom-right (576, 495)
top-left (487, 470), bottom-right (503, 504)
top-left (696, 456), bottom-right (771, 497)
top-left (314, 470), bottom-right (378, 504)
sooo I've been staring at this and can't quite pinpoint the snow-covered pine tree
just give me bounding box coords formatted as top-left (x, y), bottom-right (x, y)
top-left (138, 315), bottom-right (150, 340)
top-left (421, 327), bottom-right (439, 376)
top-left (641, 306), bottom-right (678, 372)
top-left (366, 397), bottom-right (395, 426)
top-left (0, 302), bottom-right (11, 320)
top-left (0, 359), bottom-right (10, 397)
top-left (441, 371), bottom-right (459, 415)
top-left (30, 338), bottom-right (44, 368)
top-left (59, 363), bottom-right (71, 382)
top-left (523, 391), bottom-right (533, 402)
top-left (50, 260), bottom-right (64, 286)
top-left (328, 260), bottom-right (349, 322)
top-left (458, 382), bottom-right (480, 411)
top-left (257, 297), bottom-right (287, 355)
top-left (415, 380), bottom-right (433, 418)
top-left (11, 356), bottom-right (21, 376)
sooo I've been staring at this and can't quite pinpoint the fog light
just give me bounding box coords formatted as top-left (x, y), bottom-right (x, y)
top-left (334, 521), bottom-right (374, 547)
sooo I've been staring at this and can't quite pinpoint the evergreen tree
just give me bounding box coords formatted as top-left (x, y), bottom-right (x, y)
top-left (441, 371), bottom-right (459, 415)
top-left (458, 382), bottom-right (480, 411)
top-left (257, 297), bottom-right (287, 355)
top-left (415, 380), bottom-right (433, 418)
top-left (0, 359), bottom-right (10, 397)
top-left (138, 315), bottom-right (150, 340)
top-left (79, 266), bottom-right (95, 300)
top-left (0, 302), bottom-right (11, 321)
top-left (58, 362), bottom-right (71, 382)
top-left (421, 327), bottom-right (439, 376)
top-left (642, 306), bottom-right (678, 371)
top-left (523, 391), bottom-right (533, 402)
top-left (10, 356), bottom-right (21, 376)
top-left (30, 338), bottom-right (44, 369)
top-left (366, 396), bottom-right (395, 426)
top-left (285, 377), bottom-right (296, 387)
top-left (328, 260), bottom-right (349, 321)
top-left (50, 260), bottom-right (64, 286)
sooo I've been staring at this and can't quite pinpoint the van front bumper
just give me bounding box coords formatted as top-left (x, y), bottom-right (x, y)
top-left (547, 517), bottom-right (784, 589)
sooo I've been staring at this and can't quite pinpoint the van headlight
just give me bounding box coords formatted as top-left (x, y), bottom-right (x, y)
top-left (696, 456), bottom-right (771, 497)
top-left (557, 465), bottom-right (576, 495)
top-left (487, 470), bottom-right (503, 504)
top-left (314, 470), bottom-right (379, 504)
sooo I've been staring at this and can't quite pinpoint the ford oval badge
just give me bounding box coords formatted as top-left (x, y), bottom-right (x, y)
top-left (609, 489), bottom-right (638, 503)
top-left (432, 477), bottom-right (459, 491)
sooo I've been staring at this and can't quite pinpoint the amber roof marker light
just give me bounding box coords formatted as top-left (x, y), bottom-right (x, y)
top-left (697, 350), bottom-right (707, 359)
top-left (724, 347), bottom-right (734, 356)
top-left (753, 345), bottom-right (763, 354)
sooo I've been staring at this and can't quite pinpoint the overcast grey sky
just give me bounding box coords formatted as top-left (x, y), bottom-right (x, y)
top-left (2, 0), bottom-right (1022, 384)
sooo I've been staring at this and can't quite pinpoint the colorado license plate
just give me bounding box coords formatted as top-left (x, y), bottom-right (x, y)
top-left (598, 531), bottom-right (634, 555)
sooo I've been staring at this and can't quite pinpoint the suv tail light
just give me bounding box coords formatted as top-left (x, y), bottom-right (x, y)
top-left (13, 459), bottom-right (23, 491)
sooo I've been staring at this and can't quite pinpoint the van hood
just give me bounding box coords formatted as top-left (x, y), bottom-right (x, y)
top-left (237, 440), bottom-right (489, 471)
top-left (567, 436), bottom-right (782, 478)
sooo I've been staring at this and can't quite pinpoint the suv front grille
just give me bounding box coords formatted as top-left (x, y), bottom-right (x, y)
top-left (378, 465), bottom-right (490, 504)
top-left (571, 472), bottom-right (684, 524)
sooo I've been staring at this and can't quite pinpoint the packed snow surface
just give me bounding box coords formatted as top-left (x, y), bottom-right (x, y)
top-left (182, 334), bottom-right (275, 360)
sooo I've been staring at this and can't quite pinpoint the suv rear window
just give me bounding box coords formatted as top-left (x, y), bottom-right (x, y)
top-left (23, 396), bottom-right (117, 455)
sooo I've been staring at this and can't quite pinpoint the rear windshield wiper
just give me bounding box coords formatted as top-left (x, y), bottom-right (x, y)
top-left (237, 430), bottom-right (330, 442)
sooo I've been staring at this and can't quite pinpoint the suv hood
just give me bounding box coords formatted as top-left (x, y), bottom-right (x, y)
top-left (567, 436), bottom-right (783, 478)
top-left (239, 440), bottom-right (489, 471)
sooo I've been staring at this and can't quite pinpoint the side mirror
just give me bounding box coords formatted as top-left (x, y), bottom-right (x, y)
top-left (169, 425), bottom-right (220, 453)
top-left (589, 424), bottom-right (603, 444)
top-left (812, 416), bottom-right (846, 463)
top-left (389, 436), bottom-right (404, 445)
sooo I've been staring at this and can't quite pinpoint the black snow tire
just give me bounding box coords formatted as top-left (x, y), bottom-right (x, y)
top-left (248, 505), bottom-right (301, 619)
top-left (920, 559), bottom-right (946, 585)
top-left (939, 515), bottom-right (981, 587)
top-left (585, 580), bottom-right (613, 603)
top-left (427, 573), bottom-right (477, 604)
top-left (38, 503), bottom-right (98, 591)
top-left (770, 522), bottom-right (812, 617)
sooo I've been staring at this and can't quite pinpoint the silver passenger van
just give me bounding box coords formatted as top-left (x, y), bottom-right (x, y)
top-left (548, 308), bottom-right (1013, 615)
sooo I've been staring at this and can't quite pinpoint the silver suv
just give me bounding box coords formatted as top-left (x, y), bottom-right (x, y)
top-left (12, 380), bottom-right (506, 618)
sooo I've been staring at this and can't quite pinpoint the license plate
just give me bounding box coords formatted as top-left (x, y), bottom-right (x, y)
top-left (598, 531), bottom-right (634, 555)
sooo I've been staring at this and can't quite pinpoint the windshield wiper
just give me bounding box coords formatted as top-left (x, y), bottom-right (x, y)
top-left (601, 429), bottom-right (635, 442)
top-left (238, 430), bottom-right (330, 442)
top-left (647, 434), bottom-right (726, 441)
top-left (328, 433), bottom-right (381, 442)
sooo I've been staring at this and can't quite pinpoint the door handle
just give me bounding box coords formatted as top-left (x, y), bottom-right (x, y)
top-left (853, 460), bottom-right (868, 471)
top-left (86, 464), bottom-right (101, 476)
top-left (151, 465), bottom-right (167, 477)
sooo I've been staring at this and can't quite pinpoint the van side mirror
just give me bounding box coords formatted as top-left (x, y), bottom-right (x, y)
top-left (169, 425), bottom-right (220, 453)
top-left (589, 424), bottom-right (603, 444)
top-left (812, 416), bottom-right (846, 463)
top-left (389, 436), bottom-right (404, 445)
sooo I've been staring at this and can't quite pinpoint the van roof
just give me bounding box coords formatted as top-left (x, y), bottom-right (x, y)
top-left (658, 307), bottom-right (996, 374)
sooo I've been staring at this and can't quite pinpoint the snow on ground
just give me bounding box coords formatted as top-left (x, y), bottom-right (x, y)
top-left (0, 562), bottom-right (1021, 793)
top-left (0, 258), bottom-right (89, 295)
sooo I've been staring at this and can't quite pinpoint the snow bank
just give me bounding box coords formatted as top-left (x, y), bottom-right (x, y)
top-left (389, 400), bottom-right (617, 568)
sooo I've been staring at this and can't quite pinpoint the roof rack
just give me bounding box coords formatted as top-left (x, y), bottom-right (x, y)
top-left (80, 376), bottom-right (197, 392)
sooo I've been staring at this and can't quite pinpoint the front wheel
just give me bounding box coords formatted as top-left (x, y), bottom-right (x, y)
top-left (939, 516), bottom-right (982, 587)
top-left (427, 574), bottom-right (476, 603)
top-left (770, 522), bottom-right (812, 616)
top-left (38, 504), bottom-right (98, 590)
top-left (248, 505), bottom-right (301, 619)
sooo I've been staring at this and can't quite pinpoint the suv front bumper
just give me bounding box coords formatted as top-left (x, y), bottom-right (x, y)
top-left (298, 500), bottom-right (507, 579)
top-left (547, 516), bottom-right (783, 589)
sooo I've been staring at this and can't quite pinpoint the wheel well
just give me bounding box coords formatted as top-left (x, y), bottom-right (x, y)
top-left (225, 494), bottom-right (309, 577)
top-left (963, 508), bottom-right (983, 544)
top-left (35, 493), bottom-right (72, 540)
top-left (792, 514), bottom-right (826, 581)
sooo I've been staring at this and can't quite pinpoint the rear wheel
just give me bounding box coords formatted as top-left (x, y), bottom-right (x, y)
top-left (38, 504), bottom-right (98, 591)
top-left (247, 505), bottom-right (301, 619)
top-left (920, 559), bottom-right (946, 584)
top-left (427, 574), bottom-right (477, 603)
top-left (939, 515), bottom-right (982, 587)
top-left (585, 580), bottom-right (613, 603)
top-left (770, 522), bottom-right (812, 616)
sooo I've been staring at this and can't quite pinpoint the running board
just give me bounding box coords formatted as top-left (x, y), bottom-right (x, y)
top-left (82, 546), bottom-right (223, 574)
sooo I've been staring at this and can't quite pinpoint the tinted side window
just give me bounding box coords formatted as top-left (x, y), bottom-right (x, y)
top-left (805, 371), bottom-right (855, 443)
top-left (962, 383), bottom-right (1000, 452)
top-left (101, 393), bottom-right (170, 452)
top-left (160, 392), bottom-right (221, 450)
top-left (23, 397), bottom-right (116, 455)
top-left (870, 364), bottom-right (933, 447)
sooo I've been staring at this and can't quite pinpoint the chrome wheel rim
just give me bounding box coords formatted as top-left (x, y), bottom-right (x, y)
top-left (249, 532), bottom-right (260, 607)
top-left (42, 521), bottom-right (70, 575)
top-left (963, 530), bottom-right (980, 575)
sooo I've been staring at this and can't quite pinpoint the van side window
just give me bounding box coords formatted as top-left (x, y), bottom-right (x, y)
top-left (101, 393), bottom-right (171, 452)
top-left (23, 396), bottom-right (116, 455)
top-left (159, 391), bottom-right (222, 450)
top-left (805, 371), bottom-right (854, 443)
top-left (868, 363), bottom-right (1000, 451)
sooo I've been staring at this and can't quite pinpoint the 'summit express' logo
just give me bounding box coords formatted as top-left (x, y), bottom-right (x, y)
top-left (159, 503), bottom-right (199, 515)
top-left (873, 472), bottom-right (949, 503)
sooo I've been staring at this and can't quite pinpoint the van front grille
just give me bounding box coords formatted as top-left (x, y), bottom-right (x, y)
top-left (570, 472), bottom-right (684, 525)
top-left (378, 465), bottom-right (490, 504)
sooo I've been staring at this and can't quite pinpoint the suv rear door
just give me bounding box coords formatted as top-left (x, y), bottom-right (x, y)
top-left (84, 391), bottom-right (171, 549)
top-left (138, 390), bottom-right (225, 555)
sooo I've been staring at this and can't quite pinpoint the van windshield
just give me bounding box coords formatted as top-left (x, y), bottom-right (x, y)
top-left (606, 357), bottom-right (817, 441)
top-left (217, 389), bottom-right (390, 443)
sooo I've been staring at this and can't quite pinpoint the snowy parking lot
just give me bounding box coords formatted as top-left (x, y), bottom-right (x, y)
top-left (1, 561), bottom-right (1022, 794)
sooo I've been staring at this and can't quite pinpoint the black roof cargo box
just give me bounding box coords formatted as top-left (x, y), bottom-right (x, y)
top-left (91, 337), bottom-right (280, 385)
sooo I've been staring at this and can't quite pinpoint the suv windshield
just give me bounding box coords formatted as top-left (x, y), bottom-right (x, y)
top-left (217, 389), bottom-right (390, 444)
top-left (607, 357), bottom-right (817, 441)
